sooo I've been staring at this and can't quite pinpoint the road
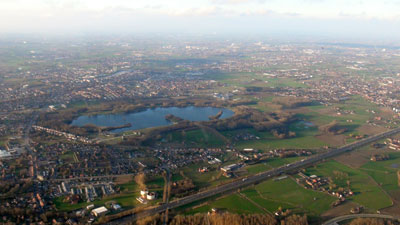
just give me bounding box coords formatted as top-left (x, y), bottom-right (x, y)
top-left (50, 173), bottom-right (137, 182)
top-left (107, 127), bottom-right (400, 225)
top-left (322, 214), bottom-right (400, 225)
top-left (162, 168), bottom-right (172, 225)
top-left (94, 133), bottom-right (139, 143)
top-left (24, 112), bottom-right (39, 178)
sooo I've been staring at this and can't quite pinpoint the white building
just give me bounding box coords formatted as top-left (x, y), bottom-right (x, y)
top-left (91, 206), bottom-right (108, 217)
top-left (0, 150), bottom-right (11, 159)
top-left (147, 192), bottom-right (156, 200)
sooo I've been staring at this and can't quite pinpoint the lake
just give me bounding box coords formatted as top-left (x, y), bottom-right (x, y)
top-left (70, 106), bottom-right (234, 133)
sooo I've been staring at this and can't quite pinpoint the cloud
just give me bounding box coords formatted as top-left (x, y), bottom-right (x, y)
top-left (165, 6), bottom-right (222, 16)
top-left (210, 0), bottom-right (267, 4)
top-left (0, 0), bottom-right (399, 39)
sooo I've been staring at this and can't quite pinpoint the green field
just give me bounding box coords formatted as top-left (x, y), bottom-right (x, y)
top-left (235, 135), bottom-right (326, 150)
top-left (246, 163), bottom-right (272, 174)
top-left (246, 157), bottom-right (306, 174)
top-left (240, 188), bottom-right (292, 212)
top-left (205, 72), bottom-right (307, 88)
top-left (0, 140), bottom-right (6, 148)
top-left (300, 95), bottom-right (382, 129)
top-left (361, 152), bottom-right (400, 201)
top-left (186, 177), bottom-right (336, 216)
top-left (179, 163), bottom-right (230, 189)
top-left (54, 192), bottom-right (139, 212)
top-left (229, 121), bottom-right (328, 151)
top-left (251, 178), bottom-right (336, 215)
top-left (305, 160), bottom-right (393, 210)
top-left (264, 78), bottom-right (308, 88)
top-left (187, 193), bottom-right (264, 214)
top-left (60, 151), bottom-right (75, 163)
top-left (183, 158), bottom-right (396, 217)
top-left (168, 129), bottom-right (226, 147)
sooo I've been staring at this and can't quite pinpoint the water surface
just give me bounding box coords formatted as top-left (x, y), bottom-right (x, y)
top-left (71, 106), bottom-right (234, 133)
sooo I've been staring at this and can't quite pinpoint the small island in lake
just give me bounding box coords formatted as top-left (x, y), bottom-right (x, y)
top-left (101, 123), bottom-right (132, 132)
top-left (165, 114), bottom-right (184, 123)
top-left (209, 110), bottom-right (223, 120)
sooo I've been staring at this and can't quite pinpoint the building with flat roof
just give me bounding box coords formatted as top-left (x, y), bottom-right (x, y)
top-left (0, 150), bottom-right (11, 158)
top-left (221, 164), bottom-right (240, 172)
top-left (91, 206), bottom-right (108, 217)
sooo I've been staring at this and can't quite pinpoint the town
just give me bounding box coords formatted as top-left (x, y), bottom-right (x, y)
top-left (1, 37), bottom-right (400, 225)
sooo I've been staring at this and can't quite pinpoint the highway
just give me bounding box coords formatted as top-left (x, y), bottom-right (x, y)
top-left (107, 127), bottom-right (400, 225)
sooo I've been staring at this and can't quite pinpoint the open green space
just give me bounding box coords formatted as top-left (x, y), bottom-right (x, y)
top-left (264, 77), bottom-right (308, 88)
top-left (184, 157), bottom-right (397, 217)
top-left (246, 162), bottom-right (272, 174)
top-left (300, 95), bottom-right (381, 129)
top-left (204, 72), bottom-right (307, 88)
top-left (186, 193), bottom-right (264, 214)
top-left (361, 152), bottom-right (400, 199)
top-left (228, 122), bottom-right (328, 151)
top-left (246, 157), bottom-right (306, 175)
top-left (0, 140), bottom-right (6, 148)
top-left (305, 160), bottom-right (393, 210)
top-left (59, 151), bottom-right (75, 163)
top-left (146, 176), bottom-right (165, 191)
top-left (54, 192), bottom-right (139, 212)
top-left (185, 176), bottom-right (335, 216)
top-left (240, 188), bottom-right (293, 212)
top-left (168, 129), bottom-right (226, 147)
top-left (179, 163), bottom-right (230, 189)
top-left (252, 178), bottom-right (336, 215)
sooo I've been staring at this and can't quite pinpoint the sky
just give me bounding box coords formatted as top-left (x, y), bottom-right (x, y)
top-left (1, 0), bottom-right (400, 40)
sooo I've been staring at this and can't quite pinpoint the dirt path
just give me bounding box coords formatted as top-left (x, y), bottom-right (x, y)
top-left (237, 192), bottom-right (271, 214)
top-left (195, 123), bottom-right (230, 144)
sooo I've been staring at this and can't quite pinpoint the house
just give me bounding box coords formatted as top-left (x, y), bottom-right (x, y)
top-left (111, 203), bottom-right (122, 211)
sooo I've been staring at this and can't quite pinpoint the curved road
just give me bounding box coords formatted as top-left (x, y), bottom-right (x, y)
top-left (322, 214), bottom-right (400, 225)
top-left (107, 127), bottom-right (400, 225)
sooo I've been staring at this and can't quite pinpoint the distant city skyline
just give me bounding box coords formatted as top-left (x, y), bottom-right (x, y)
top-left (1, 0), bottom-right (400, 40)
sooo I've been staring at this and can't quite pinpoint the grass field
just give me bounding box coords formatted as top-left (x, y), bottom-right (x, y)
top-left (168, 129), bottom-right (226, 147)
top-left (204, 72), bottom-right (308, 88)
top-left (252, 178), bottom-right (336, 215)
top-left (230, 121), bottom-right (328, 151)
top-left (305, 160), bottom-right (393, 210)
top-left (179, 163), bottom-right (230, 189)
top-left (361, 152), bottom-right (400, 201)
top-left (54, 191), bottom-right (140, 212)
top-left (235, 135), bottom-right (327, 150)
top-left (246, 162), bottom-right (272, 174)
top-left (60, 151), bottom-right (75, 163)
top-left (186, 193), bottom-right (265, 214)
top-left (245, 157), bottom-right (307, 175)
top-left (0, 140), bottom-right (6, 148)
top-left (264, 78), bottom-right (308, 88)
top-left (186, 177), bottom-right (336, 216)
top-left (183, 157), bottom-right (396, 217)
top-left (240, 188), bottom-right (293, 212)
top-left (300, 95), bottom-right (383, 129)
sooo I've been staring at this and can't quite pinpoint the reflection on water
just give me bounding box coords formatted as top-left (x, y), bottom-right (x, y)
top-left (71, 106), bottom-right (234, 133)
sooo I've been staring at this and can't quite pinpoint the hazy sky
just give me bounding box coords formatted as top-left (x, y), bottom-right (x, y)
top-left (1, 0), bottom-right (400, 40)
